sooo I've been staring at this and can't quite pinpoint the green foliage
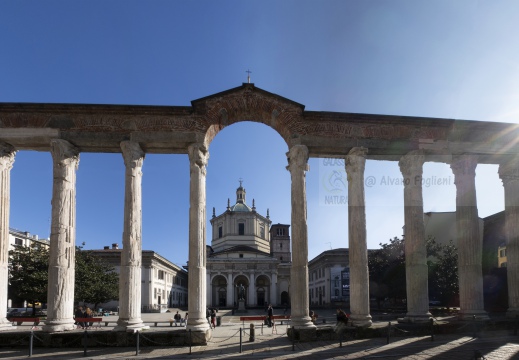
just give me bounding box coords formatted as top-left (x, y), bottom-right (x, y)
top-left (8, 244), bottom-right (49, 312)
top-left (75, 247), bottom-right (119, 309)
top-left (368, 236), bottom-right (459, 308)
top-left (8, 244), bottom-right (119, 311)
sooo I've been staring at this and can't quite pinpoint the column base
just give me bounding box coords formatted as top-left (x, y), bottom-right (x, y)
top-left (458, 310), bottom-right (489, 321)
top-left (186, 318), bottom-right (211, 332)
top-left (113, 318), bottom-right (149, 332)
top-left (290, 315), bottom-right (315, 329)
top-left (349, 314), bottom-right (372, 327)
top-left (399, 312), bottom-right (432, 323)
top-left (506, 308), bottom-right (519, 318)
top-left (0, 319), bottom-right (15, 331)
top-left (42, 319), bottom-right (76, 332)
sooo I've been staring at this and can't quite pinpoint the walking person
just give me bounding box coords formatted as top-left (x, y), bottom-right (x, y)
top-left (174, 311), bottom-right (182, 326)
top-left (267, 304), bottom-right (273, 327)
top-left (210, 308), bottom-right (217, 329)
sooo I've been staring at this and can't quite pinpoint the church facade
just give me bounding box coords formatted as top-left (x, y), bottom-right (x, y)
top-left (206, 183), bottom-right (291, 308)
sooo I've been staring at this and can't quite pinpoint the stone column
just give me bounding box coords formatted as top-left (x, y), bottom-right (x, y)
top-left (399, 151), bottom-right (431, 322)
top-left (186, 143), bottom-right (210, 332)
top-left (286, 145), bottom-right (314, 328)
top-left (0, 143), bottom-right (15, 331)
top-left (43, 140), bottom-right (79, 332)
top-left (345, 147), bottom-right (372, 327)
top-left (450, 155), bottom-right (488, 320)
top-left (248, 273), bottom-right (255, 306)
top-left (498, 159), bottom-right (519, 317)
top-left (114, 141), bottom-right (147, 332)
top-left (226, 273), bottom-right (233, 307)
top-left (270, 273), bottom-right (278, 305)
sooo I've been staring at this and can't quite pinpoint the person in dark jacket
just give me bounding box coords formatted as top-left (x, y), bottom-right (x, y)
top-left (267, 304), bottom-right (273, 327)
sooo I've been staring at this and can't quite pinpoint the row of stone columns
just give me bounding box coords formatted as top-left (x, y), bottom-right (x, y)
top-left (1, 139), bottom-right (519, 332)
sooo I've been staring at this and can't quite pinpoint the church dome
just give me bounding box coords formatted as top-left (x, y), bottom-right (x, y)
top-left (230, 202), bottom-right (253, 212)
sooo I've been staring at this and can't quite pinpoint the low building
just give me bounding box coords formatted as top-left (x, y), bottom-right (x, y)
top-left (308, 248), bottom-right (350, 308)
top-left (9, 228), bottom-right (50, 249)
top-left (89, 244), bottom-right (188, 312)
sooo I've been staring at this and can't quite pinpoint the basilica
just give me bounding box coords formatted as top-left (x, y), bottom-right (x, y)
top-left (206, 182), bottom-right (291, 308)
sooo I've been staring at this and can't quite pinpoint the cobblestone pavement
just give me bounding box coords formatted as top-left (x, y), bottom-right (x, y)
top-left (1, 309), bottom-right (518, 359)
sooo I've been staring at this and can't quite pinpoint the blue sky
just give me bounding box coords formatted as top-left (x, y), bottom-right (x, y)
top-left (1, 1), bottom-right (518, 266)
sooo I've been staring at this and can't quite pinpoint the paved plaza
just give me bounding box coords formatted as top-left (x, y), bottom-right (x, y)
top-left (1, 309), bottom-right (519, 359)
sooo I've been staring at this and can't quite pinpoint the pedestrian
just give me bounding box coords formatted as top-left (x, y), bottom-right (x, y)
top-left (335, 308), bottom-right (348, 333)
top-left (174, 311), bottom-right (182, 326)
top-left (206, 308), bottom-right (211, 326)
top-left (210, 308), bottom-right (217, 329)
top-left (74, 306), bottom-right (84, 329)
top-left (267, 304), bottom-right (273, 327)
top-left (284, 304), bottom-right (288, 315)
top-left (85, 307), bottom-right (93, 328)
top-left (184, 312), bottom-right (188, 327)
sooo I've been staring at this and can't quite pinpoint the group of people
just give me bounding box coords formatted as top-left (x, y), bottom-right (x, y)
top-left (74, 306), bottom-right (94, 329)
top-left (172, 311), bottom-right (188, 326)
top-left (207, 308), bottom-right (218, 329)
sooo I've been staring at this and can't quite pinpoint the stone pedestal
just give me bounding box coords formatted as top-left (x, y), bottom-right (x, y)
top-left (345, 147), bottom-right (372, 327)
top-left (0, 143), bottom-right (15, 331)
top-left (238, 300), bottom-right (246, 312)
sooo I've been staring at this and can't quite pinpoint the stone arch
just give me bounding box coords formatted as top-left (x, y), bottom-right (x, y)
top-left (233, 274), bottom-right (250, 306)
top-left (195, 85), bottom-right (304, 148)
top-left (211, 274), bottom-right (227, 308)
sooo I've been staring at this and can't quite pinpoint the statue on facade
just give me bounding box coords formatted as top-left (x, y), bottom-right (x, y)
top-left (237, 283), bottom-right (245, 300)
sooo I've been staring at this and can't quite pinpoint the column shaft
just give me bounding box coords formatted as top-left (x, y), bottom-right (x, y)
top-left (287, 145), bottom-right (314, 328)
top-left (0, 144), bottom-right (15, 331)
top-left (499, 161), bottom-right (519, 316)
top-left (186, 144), bottom-right (210, 331)
top-left (345, 147), bottom-right (372, 327)
top-left (43, 140), bottom-right (79, 332)
top-left (115, 141), bottom-right (147, 331)
top-left (451, 155), bottom-right (488, 320)
top-left (399, 151), bottom-right (431, 322)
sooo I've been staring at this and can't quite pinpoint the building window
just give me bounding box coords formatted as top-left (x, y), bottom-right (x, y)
top-left (158, 270), bottom-right (164, 280)
top-left (15, 238), bottom-right (23, 246)
top-left (218, 226), bottom-right (223, 238)
top-left (239, 254), bottom-right (243, 258)
top-left (277, 228), bottom-right (284, 236)
top-left (238, 223), bottom-right (245, 235)
top-left (260, 226), bottom-right (265, 239)
top-left (500, 249), bottom-right (506, 257)
top-left (280, 243), bottom-right (283, 249)
top-left (280, 256), bottom-right (283, 261)
top-left (501, 262), bottom-right (507, 267)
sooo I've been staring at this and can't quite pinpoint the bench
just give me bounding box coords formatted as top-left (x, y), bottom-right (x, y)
top-left (75, 317), bottom-right (102, 329)
top-left (8, 317), bottom-right (40, 328)
top-left (239, 315), bottom-right (291, 327)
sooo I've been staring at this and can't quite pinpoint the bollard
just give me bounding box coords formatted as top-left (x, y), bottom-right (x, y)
top-left (29, 330), bottom-right (33, 357)
top-left (387, 321), bottom-right (391, 344)
top-left (135, 330), bottom-right (140, 356)
top-left (473, 315), bottom-right (477, 338)
top-left (239, 328), bottom-right (242, 353)
top-left (261, 322), bottom-right (263, 335)
top-left (249, 323), bottom-right (255, 342)
top-left (189, 329), bottom-right (192, 355)
top-left (83, 329), bottom-right (88, 357)
top-left (292, 326), bottom-right (295, 351)
top-left (430, 318), bottom-right (434, 341)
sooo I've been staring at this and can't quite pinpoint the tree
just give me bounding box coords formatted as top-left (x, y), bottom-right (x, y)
top-left (75, 247), bottom-right (119, 310)
top-left (8, 243), bottom-right (49, 315)
top-left (427, 239), bottom-right (459, 307)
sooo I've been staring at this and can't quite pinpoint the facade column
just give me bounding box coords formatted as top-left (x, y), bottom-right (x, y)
top-left (248, 273), bottom-right (255, 306)
top-left (0, 143), bottom-right (15, 331)
top-left (226, 273), bottom-right (233, 307)
top-left (345, 147), bottom-right (372, 327)
top-left (450, 155), bottom-right (488, 320)
top-left (498, 159), bottom-right (519, 317)
top-left (270, 273), bottom-right (278, 305)
top-left (114, 141), bottom-right (147, 331)
top-left (186, 143), bottom-right (210, 332)
top-left (399, 151), bottom-right (431, 322)
top-left (286, 145), bottom-right (314, 328)
top-left (43, 140), bottom-right (79, 332)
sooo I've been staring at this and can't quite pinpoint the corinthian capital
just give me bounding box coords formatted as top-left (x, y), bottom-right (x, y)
top-left (188, 143), bottom-right (209, 169)
top-left (450, 155), bottom-right (478, 178)
top-left (399, 150), bottom-right (425, 178)
top-left (121, 141), bottom-right (145, 169)
top-left (345, 147), bottom-right (368, 176)
top-left (0, 142), bottom-right (16, 171)
top-left (50, 139), bottom-right (79, 169)
top-left (286, 145), bottom-right (309, 173)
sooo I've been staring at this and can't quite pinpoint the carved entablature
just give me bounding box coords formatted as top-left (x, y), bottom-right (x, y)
top-left (212, 264), bottom-right (226, 270)
top-left (257, 264), bottom-right (270, 270)
top-left (234, 264), bottom-right (247, 270)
